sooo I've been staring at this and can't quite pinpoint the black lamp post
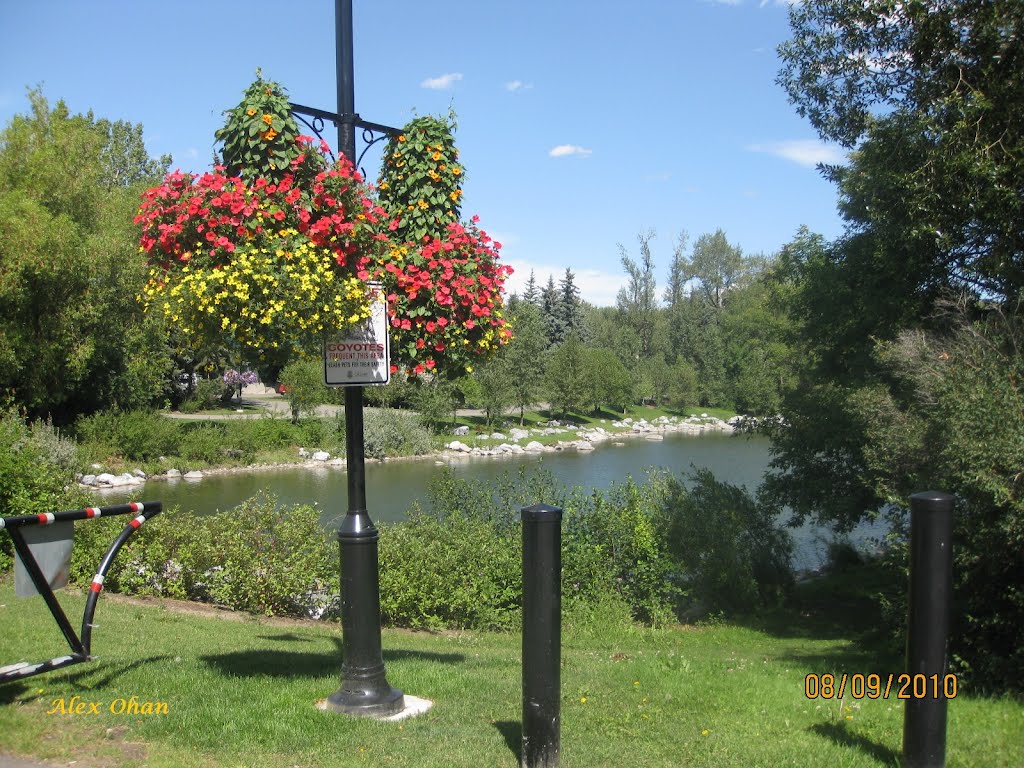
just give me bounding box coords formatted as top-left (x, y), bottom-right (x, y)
top-left (292, 0), bottom-right (404, 718)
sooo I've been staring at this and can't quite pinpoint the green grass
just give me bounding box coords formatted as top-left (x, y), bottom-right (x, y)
top-left (1, 571), bottom-right (1020, 767)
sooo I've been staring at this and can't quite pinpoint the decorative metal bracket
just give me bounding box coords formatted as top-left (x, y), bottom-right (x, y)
top-left (290, 102), bottom-right (402, 178)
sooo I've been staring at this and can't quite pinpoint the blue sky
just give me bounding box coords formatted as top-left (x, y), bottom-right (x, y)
top-left (0, 0), bottom-right (845, 306)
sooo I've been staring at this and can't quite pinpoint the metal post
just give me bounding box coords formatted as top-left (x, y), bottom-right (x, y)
top-left (903, 491), bottom-right (955, 768)
top-left (325, 0), bottom-right (403, 718)
top-left (521, 503), bottom-right (562, 768)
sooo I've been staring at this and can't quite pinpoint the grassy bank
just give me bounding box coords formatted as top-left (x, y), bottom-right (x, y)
top-left (1, 570), bottom-right (1020, 767)
top-left (72, 403), bottom-right (737, 478)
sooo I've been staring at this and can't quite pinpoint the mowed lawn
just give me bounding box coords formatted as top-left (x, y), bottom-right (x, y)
top-left (0, 576), bottom-right (1020, 767)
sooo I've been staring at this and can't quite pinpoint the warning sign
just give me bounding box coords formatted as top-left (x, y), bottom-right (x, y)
top-left (324, 288), bottom-right (390, 386)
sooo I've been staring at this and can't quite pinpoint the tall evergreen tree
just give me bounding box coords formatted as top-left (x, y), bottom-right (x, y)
top-left (523, 269), bottom-right (540, 306)
top-left (557, 268), bottom-right (584, 339)
top-left (540, 274), bottom-right (564, 345)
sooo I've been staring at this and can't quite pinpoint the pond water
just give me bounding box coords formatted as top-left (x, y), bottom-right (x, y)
top-left (97, 432), bottom-right (887, 571)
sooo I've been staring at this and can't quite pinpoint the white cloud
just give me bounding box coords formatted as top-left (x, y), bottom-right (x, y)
top-left (421, 73), bottom-right (463, 90)
top-left (504, 80), bottom-right (533, 92)
top-left (503, 259), bottom-right (624, 307)
top-left (549, 144), bottom-right (593, 158)
top-left (747, 139), bottom-right (846, 168)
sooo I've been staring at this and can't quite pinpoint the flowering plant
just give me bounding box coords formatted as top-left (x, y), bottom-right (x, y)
top-left (136, 77), bottom-right (512, 379)
top-left (374, 113), bottom-right (511, 376)
top-left (363, 217), bottom-right (512, 376)
top-left (223, 368), bottom-right (259, 400)
top-left (136, 142), bottom-right (388, 369)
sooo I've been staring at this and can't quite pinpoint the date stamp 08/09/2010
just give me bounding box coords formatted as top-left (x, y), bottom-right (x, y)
top-left (805, 673), bottom-right (958, 701)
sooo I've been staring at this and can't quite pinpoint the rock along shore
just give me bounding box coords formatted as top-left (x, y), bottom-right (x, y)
top-left (78, 414), bottom-right (740, 490)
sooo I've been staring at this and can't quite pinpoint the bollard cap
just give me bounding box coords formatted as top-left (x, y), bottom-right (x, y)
top-left (909, 491), bottom-right (956, 511)
top-left (521, 503), bottom-right (563, 523)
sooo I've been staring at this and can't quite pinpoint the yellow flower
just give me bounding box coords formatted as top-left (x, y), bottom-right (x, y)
top-left (246, 108), bottom-right (256, 117)
top-left (398, 135), bottom-right (407, 143)
top-left (261, 113), bottom-right (273, 125)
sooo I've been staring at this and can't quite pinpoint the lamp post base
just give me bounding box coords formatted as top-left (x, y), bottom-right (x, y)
top-left (325, 683), bottom-right (405, 719)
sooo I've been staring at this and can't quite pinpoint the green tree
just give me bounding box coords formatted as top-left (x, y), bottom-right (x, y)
top-left (615, 231), bottom-right (658, 359)
top-left (412, 378), bottom-right (458, 432)
top-left (539, 274), bottom-right (564, 345)
top-left (721, 268), bottom-right (796, 416)
top-left (502, 302), bottom-right (548, 424)
top-left (771, 0), bottom-right (1024, 688)
top-left (545, 332), bottom-right (590, 418)
top-left (280, 359), bottom-right (329, 423)
top-left (523, 269), bottom-right (540, 306)
top-left (779, 0), bottom-right (1024, 303)
top-left (557, 268), bottom-right (585, 339)
top-left (468, 356), bottom-right (514, 427)
top-left (585, 348), bottom-right (633, 414)
top-left (687, 229), bottom-right (746, 310)
top-left (0, 90), bottom-right (171, 423)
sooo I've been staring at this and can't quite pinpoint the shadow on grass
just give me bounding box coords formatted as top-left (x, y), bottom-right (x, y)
top-left (493, 720), bottom-right (521, 763)
top-left (201, 638), bottom-right (465, 678)
top-left (736, 561), bottom-right (904, 672)
top-left (255, 632), bottom-right (315, 643)
top-left (809, 722), bottom-right (901, 767)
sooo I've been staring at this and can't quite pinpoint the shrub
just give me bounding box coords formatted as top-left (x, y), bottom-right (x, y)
top-left (178, 423), bottom-right (226, 465)
top-left (70, 494), bottom-right (336, 618)
top-left (246, 415), bottom-right (303, 450)
top-left (362, 408), bottom-right (433, 459)
top-left (564, 479), bottom-right (682, 625)
top-left (297, 417), bottom-right (328, 451)
top-left (74, 410), bottom-right (181, 463)
top-left (658, 469), bottom-right (793, 616)
top-left (179, 378), bottom-right (228, 413)
top-left (0, 411), bottom-right (89, 573)
top-left (379, 511), bottom-right (521, 630)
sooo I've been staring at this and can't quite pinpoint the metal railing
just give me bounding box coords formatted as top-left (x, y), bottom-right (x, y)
top-left (1, 501), bottom-right (162, 683)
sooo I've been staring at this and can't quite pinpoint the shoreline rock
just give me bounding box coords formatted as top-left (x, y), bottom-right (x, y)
top-left (79, 414), bottom-right (740, 488)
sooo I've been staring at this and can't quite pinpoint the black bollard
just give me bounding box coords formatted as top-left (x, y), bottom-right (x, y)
top-left (903, 491), bottom-right (955, 768)
top-left (521, 503), bottom-right (563, 768)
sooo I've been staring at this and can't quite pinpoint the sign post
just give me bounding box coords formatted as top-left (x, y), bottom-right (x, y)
top-left (310, 0), bottom-right (404, 719)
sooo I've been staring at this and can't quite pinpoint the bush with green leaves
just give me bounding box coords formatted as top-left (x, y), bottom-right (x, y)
top-left (563, 479), bottom-right (682, 625)
top-left (178, 423), bottom-right (227, 465)
top-left (70, 494), bottom-right (336, 617)
top-left (379, 511), bottom-right (521, 630)
top-left (362, 408), bottom-right (433, 460)
top-left (179, 378), bottom-right (229, 414)
top-left (658, 468), bottom-right (793, 615)
top-left (74, 409), bottom-right (181, 464)
top-left (0, 410), bottom-right (89, 572)
top-left (59, 465), bottom-right (793, 629)
top-left (237, 415), bottom-right (303, 451)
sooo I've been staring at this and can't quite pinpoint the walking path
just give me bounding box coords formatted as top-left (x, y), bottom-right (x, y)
top-left (0, 755), bottom-right (59, 768)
